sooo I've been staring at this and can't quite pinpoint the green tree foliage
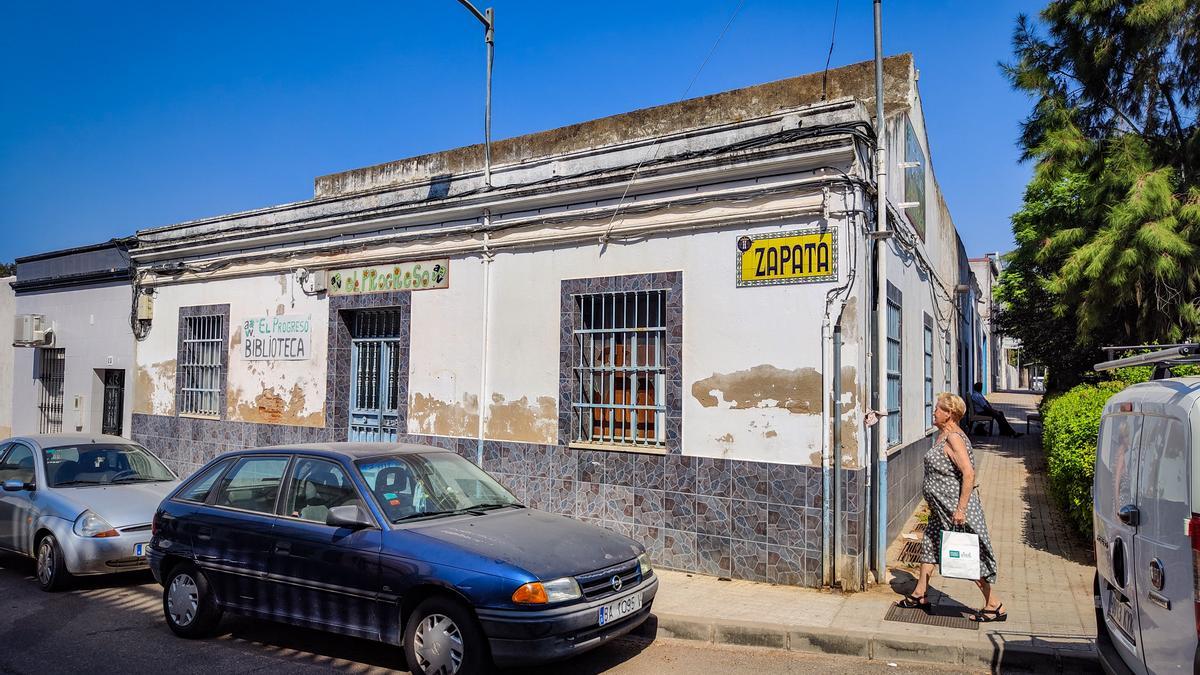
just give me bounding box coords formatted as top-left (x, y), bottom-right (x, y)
top-left (0, 262), bottom-right (14, 277)
top-left (1001, 0), bottom-right (1200, 384)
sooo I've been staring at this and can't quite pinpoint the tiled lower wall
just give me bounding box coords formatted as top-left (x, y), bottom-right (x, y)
top-left (132, 413), bottom-right (865, 588)
top-left (885, 434), bottom-right (931, 544)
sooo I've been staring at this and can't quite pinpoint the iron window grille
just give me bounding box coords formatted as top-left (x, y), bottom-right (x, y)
top-left (37, 348), bottom-right (65, 434)
top-left (923, 316), bottom-right (934, 429)
top-left (886, 284), bottom-right (902, 446)
top-left (571, 290), bottom-right (667, 449)
top-left (180, 314), bottom-right (225, 417)
top-left (944, 334), bottom-right (952, 391)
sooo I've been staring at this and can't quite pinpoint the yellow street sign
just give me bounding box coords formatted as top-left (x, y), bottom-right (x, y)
top-left (736, 229), bottom-right (837, 287)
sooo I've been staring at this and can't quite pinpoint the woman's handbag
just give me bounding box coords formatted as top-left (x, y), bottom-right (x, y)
top-left (939, 527), bottom-right (982, 580)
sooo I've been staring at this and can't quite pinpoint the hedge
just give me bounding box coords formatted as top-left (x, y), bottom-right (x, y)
top-left (1041, 380), bottom-right (1127, 538)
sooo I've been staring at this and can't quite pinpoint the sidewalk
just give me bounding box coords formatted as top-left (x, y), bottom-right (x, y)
top-left (640, 391), bottom-right (1099, 673)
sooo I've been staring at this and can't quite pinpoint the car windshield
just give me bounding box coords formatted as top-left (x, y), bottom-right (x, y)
top-left (43, 443), bottom-right (176, 488)
top-left (357, 452), bottom-right (520, 523)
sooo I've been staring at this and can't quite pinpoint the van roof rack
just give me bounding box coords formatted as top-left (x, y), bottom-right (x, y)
top-left (1095, 344), bottom-right (1200, 374)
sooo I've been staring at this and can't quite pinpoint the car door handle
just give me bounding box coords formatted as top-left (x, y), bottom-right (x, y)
top-left (1117, 505), bottom-right (1140, 527)
top-left (274, 541), bottom-right (291, 555)
top-left (196, 527), bottom-right (212, 542)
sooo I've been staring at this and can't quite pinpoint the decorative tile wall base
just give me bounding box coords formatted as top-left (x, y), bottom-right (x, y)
top-left (885, 434), bottom-right (931, 544)
top-left (132, 413), bottom-right (865, 589)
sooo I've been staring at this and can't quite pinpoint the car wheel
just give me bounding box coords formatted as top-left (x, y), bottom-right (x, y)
top-left (404, 596), bottom-right (490, 675)
top-left (163, 563), bottom-right (222, 638)
top-left (35, 534), bottom-right (71, 592)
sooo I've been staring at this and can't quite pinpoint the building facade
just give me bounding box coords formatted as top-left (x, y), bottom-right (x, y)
top-left (11, 55), bottom-right (982, 590)
top-left (10, 242), bottom-right (136, 438)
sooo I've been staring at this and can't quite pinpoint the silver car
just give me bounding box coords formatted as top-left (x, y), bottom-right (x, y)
top-left (0, 434), bottom-right (179, 591)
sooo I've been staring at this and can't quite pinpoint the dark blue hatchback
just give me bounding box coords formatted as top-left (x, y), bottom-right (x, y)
top-left (147, 443), bottom-right (657, 674)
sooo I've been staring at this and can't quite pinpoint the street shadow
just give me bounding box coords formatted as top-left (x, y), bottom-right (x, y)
top-left (0, 551), bottom-right (155, 590)
top-left (972, 401), bottom-right (1095, 568)
top-left (887, 568), bottom-right (979, 621)
top-left (985, 631), bottom-right (1097, 674)
top-left (515, 615), bottom-right (657, 675)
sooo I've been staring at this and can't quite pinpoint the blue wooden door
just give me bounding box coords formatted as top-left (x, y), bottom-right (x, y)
top-left (349, 310), bottom-right (403, 442)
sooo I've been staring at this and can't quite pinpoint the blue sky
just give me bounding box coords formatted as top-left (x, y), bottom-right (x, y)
top-left (0, 0), bottom-right (1041, 261)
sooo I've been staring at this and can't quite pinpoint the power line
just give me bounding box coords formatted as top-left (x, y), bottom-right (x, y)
top-left (820, 0), bottom-right (842, 101)
top-left (600, 0), bottom-right (748, 243)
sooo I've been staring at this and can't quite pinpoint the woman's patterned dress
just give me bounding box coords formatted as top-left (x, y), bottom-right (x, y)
top-left (919, 431), bottom-right (998, 583)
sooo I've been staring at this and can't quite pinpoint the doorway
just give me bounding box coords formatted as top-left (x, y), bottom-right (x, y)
top-left (348, 310), bottom-right (404, 441)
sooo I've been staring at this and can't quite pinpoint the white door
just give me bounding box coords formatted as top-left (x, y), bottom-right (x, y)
top-left (1133, 414), bottom-right (1196, 673)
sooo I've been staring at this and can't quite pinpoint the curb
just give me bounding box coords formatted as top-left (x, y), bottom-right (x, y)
top-left (638, 612), bottom-right (1099, 672)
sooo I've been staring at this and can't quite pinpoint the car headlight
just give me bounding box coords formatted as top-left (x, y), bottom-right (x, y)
top-left (73, 510), bottom-right (119, 538)
top-left (511, 576), bottom-right (582, 604)
top-left (638, 552), bottom-right (653, 577)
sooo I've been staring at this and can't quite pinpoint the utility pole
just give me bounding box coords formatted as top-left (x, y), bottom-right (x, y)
top-left (456, 0), bottom-right (494, 188)
top-left (869, 0), bottom-right (890, 584)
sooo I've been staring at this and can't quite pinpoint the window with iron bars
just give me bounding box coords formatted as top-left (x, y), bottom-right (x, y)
top-left (37, 348), bottom-right (65, 434)
top-left (886, 284), bottom-right (902, 446)
top-left (923, 315), bottom-right (934, 429)
top-left (571, 290), bottom-right (667, 449)
top-left (179, 314), bottom-right (225, 417)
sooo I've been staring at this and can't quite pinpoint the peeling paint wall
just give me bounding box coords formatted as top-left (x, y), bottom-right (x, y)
top-left (135, 273), bottom-right (328, 427)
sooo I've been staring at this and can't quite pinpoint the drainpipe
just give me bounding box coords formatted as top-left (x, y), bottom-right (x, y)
top-left (869, 0), bottom-right (889, 585)
top-left (477, 219), bottom-right (494, 465)
top-left (831, 318), bottom-right (843, 587)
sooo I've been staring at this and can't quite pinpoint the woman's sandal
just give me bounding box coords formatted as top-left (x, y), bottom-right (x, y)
top-left (897, 593), bottom-right (930, 612)
top-left (974, 604), bottom-right (1008, 622)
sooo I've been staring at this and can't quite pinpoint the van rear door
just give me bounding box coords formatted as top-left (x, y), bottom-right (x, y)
top-left (1095, 409), bottom-right (1146, 671)
top-left (1132, 413), bottom-right (1195, 673)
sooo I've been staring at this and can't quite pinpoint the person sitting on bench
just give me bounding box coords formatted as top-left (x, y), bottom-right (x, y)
top-left (969, 382), bottom-right (1023, 438)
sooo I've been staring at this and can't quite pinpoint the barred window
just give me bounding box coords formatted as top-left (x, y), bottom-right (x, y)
top-left (180, 314), bottom-right (225, 417)
top-left (944, 334), bottom-right (952, 391)
top-left (886, 284), bottom-right (902, 446)
top-left (37, 348), bottom-right (65, 434)
top-left (571, 290), bottom-right (666, 449)
top-left (923, 315), bottom-right (934, 429)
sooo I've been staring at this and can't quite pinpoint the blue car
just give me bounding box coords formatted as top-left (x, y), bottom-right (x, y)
top-left (147, 443), bottom-right (657, 674)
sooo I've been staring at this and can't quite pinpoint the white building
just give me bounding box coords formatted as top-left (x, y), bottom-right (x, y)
top-left (10, 243), bottom-right (136, 438)
top-left (18, 55), bottom-right (983, 589)
top-left (0, 277), bottom-right (14, 439)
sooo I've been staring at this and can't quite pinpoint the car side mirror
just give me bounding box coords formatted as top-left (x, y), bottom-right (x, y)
top-left (2, 480), bottom-right (32, 492)
top-left (327, 504), bottom-right (373, 529)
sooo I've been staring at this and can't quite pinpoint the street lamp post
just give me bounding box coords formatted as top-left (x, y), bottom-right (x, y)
top-left (456, 0), bottom-right (494, 188)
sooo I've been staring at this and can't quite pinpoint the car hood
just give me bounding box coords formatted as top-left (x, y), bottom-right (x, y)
top-left (52, 481), bottom-right (178, 528)
top-left (405, 507), bottom-right (643, 580)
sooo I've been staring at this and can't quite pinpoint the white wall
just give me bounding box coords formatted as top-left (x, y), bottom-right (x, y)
top-left (0, 278), bottom-right (14, 438)
top-left (13, 282), bottom-right (135, 436)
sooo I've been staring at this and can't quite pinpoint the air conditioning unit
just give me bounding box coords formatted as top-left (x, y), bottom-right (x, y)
top-left (13, 314), bottom-right (55, 348)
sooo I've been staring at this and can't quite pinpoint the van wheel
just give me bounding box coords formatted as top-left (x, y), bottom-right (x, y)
top-left (163, 563), bottom-right (222, 638)
top-left (35, 534), bottom-right (71, 592)
top-left (404, 597), bottom-right (490, 675)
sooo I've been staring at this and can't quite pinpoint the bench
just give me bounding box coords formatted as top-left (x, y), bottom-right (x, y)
top-left (1026, 413), bottom-right (1043, 434)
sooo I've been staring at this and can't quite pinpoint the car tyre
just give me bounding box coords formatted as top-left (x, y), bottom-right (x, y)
top-left (163, 562), bottom-right (222, 638)
top-left (35, 534), bottom-right (71, 592)
top-left (404, 596), bottom-right (490, 675)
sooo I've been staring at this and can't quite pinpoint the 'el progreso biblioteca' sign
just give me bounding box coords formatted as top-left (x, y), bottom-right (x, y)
top-left (242, 315), bottom-right (312, 361)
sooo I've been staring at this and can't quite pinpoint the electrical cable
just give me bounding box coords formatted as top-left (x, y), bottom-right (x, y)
top-left (820, 0), bottom-right (842, 101)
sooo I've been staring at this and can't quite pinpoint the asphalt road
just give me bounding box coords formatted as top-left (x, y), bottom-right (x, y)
top-left (0, 554), bottom-right (978, 674)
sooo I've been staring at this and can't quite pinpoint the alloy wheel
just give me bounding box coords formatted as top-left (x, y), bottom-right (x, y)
top-left (413, 612), bottom-right (464, 675)
top-left (36, 540), bottom-right (54, 585)
top-left (167, 573), bottom-right (199, 627)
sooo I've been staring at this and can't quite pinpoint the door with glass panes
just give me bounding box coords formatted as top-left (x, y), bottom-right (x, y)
top-left (348, 310), bottom-right (404, 441)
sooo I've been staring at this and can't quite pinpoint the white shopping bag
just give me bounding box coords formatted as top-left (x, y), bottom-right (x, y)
top-left (940, 529), bottom-right (981, 580)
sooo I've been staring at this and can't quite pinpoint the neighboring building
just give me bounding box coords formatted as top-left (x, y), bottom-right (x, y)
top-left (0, 277), bottom-right (14, 438)
top-left (969, 253), bottom-right (1000, 393)
top-left (10, 242), bottom-right (136, 438)
top-left (19, 55), bottom-right (985, 590)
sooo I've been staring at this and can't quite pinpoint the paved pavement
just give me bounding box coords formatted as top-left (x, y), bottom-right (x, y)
top-left (0, 557), bottom-right (972, 675)
top-left (649, 391), bottom-right (1099, 673)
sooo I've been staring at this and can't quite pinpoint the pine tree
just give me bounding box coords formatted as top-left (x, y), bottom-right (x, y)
top-left (1003, 0), bottom-right (1200, 356)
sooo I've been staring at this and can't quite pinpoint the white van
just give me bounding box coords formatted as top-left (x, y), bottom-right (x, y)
top-left (1094, 346), bottom-right (1200, 674)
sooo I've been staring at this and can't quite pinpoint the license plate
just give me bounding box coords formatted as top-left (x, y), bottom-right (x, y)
top-left (1106, 589), bottom-right (1135, 642)
top-left (598, 592), bottom-right (642, 626)
top-left (134, 543), bottom-right (146, 557)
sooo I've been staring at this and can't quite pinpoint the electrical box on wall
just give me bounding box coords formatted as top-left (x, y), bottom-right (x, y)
top-left (136, 292), bottom-right (154, 321)
top-left (73, 395), bottom-right (85, 431)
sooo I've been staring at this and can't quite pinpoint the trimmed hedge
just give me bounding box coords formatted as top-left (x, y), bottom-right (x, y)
top-left (1041, 380), bottom-right (1127, 538)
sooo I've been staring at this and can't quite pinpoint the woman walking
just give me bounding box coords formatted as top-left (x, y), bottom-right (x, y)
top-left (898, 392), bottom-right (1006, 622)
